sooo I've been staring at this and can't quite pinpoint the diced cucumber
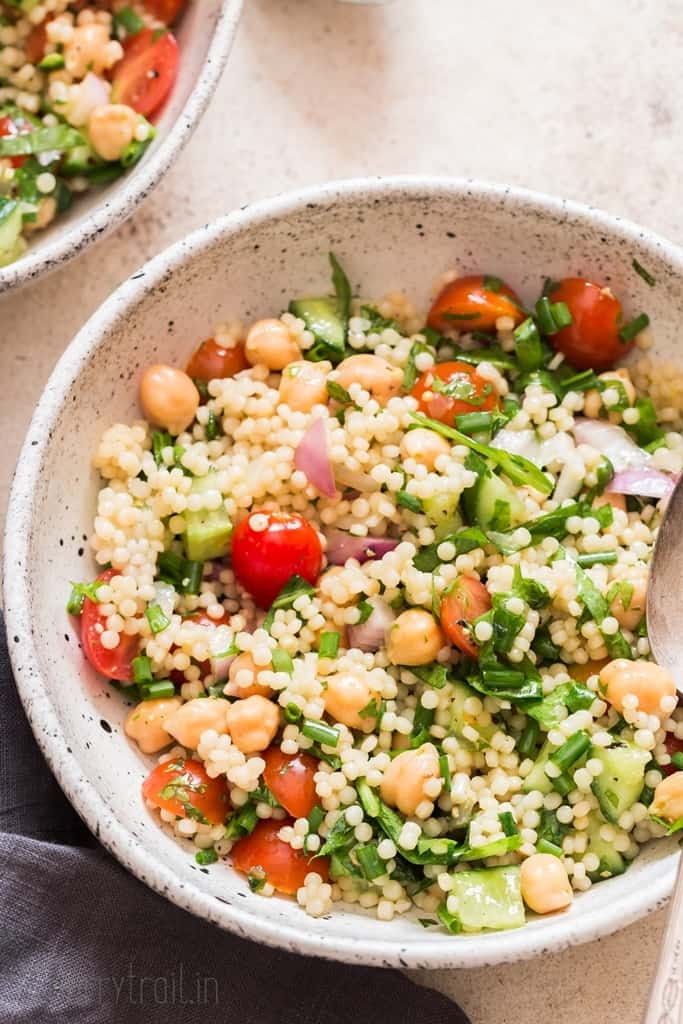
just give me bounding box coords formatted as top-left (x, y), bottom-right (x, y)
top-left (0, 200), bottom-right (24, 268)
top-left (450, 680), bottom-right (496, 749)
top-left (289, 297), bottom-right (346, 363)
top-left (462, 470), bottom-right (526, 531)
top-left (183, 471), bottom-right (232, 561)
top-left (585, 813), bottom-right (626, 881)
top-left (422, 492), bottom-right (463, 540)
top-left (446, 866), bottom-right (525, 932)
top-left (590, 741), bottom-right (650, 824)
top-left (522, 740), bottom-right (555, 795)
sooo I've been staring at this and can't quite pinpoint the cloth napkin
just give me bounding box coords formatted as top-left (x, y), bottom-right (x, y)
top-left (0, 616), bottom-right (470, 1024)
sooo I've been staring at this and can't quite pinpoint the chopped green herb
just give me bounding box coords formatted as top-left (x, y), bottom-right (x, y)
top-left (619, 313), bottom-right (650, 343)
top-left (513, 317), bottom-right (543, 371)
top-left (114, 5), bottom-right (145, 35)
top-left (327, 380), bottom-right (355, 406)
top-left (145, 603), bottom-right (170, 634)
top-left (356, 843), bottom-right (385, 881)
top-left (263, 575), bottom-right (316, 632)
top-left (195, 848), bottom-right (218, 866)
top-left (403, 339), bottom-right (435, 389)
top-left (356, 599), bottom-right (374, 625)
top-left (205, 410), bottom-right (221, 441)
top-left (396, 490), bottom-right (424, 514)
top-left (632, 258), bottom-right (656, 287)
top-left (132, 654), bottom-right (153, 684)
top-left (576, 551), bottom-right (618, 568)
top-left (38, 52), bottom-right (65, 70)
top-left (483, 274), bottom-right (503, 293)
top-left (152, 429), bottom-right (173, 466)
top-left (318, 631), bottom-right (340, 659)
top-left (271, 648), bottom-right (293, 675)
top-left (157, 550), bottom-right (204, 595)
top-left (66, 579), bottom-right (103, 615)
top-left (550, 730), bottom-right (592, 771)
top-left (301, 719), bottom-right (340, 748)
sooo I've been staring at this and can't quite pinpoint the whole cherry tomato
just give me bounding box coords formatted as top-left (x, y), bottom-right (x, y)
top-left (263, 748), bottom-right (320, 819)
top-left (231, 511), bottom-right (323, 608)
top-left (186, 337), bottom-right (249, 383)
top-left (80, 569), bottom-right (139, 681)
top-left (428, 274), bottom-right (525, 335)
top-left (142, 757), bottom-right (230, 825)
top-left (411, 360), bottom-right (499, 426)
top-left (231, 819), bottom-right (329, 895)
top-left (440, 574), bottom-right (491, 658)
top-left (111, 29), bottom-right (179, 118)
top-left (547, 278), bottom-right (626, 371)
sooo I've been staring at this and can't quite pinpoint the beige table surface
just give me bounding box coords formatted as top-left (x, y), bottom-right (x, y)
top-left (2, 0), bottom-right (679, 1019)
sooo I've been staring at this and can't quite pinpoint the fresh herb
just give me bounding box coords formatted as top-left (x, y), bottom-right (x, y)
top-left (38, 52), bottom-right (65, 70)
top-left (114, 5), bottom-right (145, 35)
top-left (437, 901), bottom-right (461, 934)
top-left (403, 339), bottom-right (436, 389)
top-left (455, 410), bottom-right (507, 436)
top-left (205, 410), bottom-right (221, 441)
top-left (360, 304), bottom-right (399, 332)
top-left (632, 258), bottom-right (656, 287)
top-left (157, 550), bottom-right (204, 595)
top-left (411, 703), bottom-right (435, 747)
top-left (139, 679), bottom-right (175, 700)
top-left (454, 346), bottom-right (518, 371)
top-left (152, 429), bottom-right (173, 466)
top-left (158, 772), bottom-right (210, 825)
top-left (534, 297), bottom-right (572, 334)
top-left (575, 564), bottom-right (631, 658)
top-left (396, 490), bottom-right (424, 514)
top-left (511, 567), bottom-right (550, 609)
top-left (66, 579), bottom-right (103, 615)
top-left (516, 717), bottom-right (540, 758)
top-left (307, 805), bottom-right (325, 833)
top-left (301, 719), bottom-right (340, 748)
top-left (359, 696), bottom-right (385, 721)
top-left (439, 753), bottom-right (452, 790)
top-left (132, 654), bottom-right (153, 684)
top-left (624, 396), bottom-right (664, 447)
top-left (271, 648), bottom-right (293, 675)
top-left (145, 603), bottom-right (170, 634)
top-left (355, 843), bottom-right (385, 881)
top-left (513, 317), bottom-right (544, 371)
top-left (327, 380), bottom-right (355, 406)
top-left (413, 525), bottom-right (488, 573)
top-left (263, 575), bottom-right (316, 632)
top-left (247, 872), bottom-right (266, 892)
top-left (527, 681), bottom-right (595, 729)
top-left (619, 313), bottom-right (649, 343)
top-left (330, 251), bottom-right (351, 336)
top-left (483, 274), bottom-right (503, 293)
top-left (356, 599), bottom-right (374, 625)
top-left (195, 848), bottom-right (218, 866)
top-left (550, 730), bottom-right (592, 771)
top-left (431, 373), bottom-right (493, 407)
top-left (225, 803), bottom-right (259, 841)
top-left (318, 631), bottom-right (340, 659)
top-left (576, 552), bottom-right (618, 568)
top-left (410, 662), bottom-right (451, 689)
top-left (0, 124), bottom-right (85, 157)
top-left (560, 368), bottom-right (602, 394)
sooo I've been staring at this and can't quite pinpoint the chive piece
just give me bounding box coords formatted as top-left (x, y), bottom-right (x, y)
top-left (517, 717), bottom-right (540, 759)
top-left (439, 753), bottom-right (452, 791)
top-left (499, 811), bottom-right (519, 836)
top-left (397, 490), bottom-right (424, 514)
top-left (553, 772), bottom-right (574, 797)
top-left (195, 848), bottom-right (218, 866)
top-left (38, 52), bottom-right (65, 70)
top-left (356, 599), bottom-right (374, 625)
top-left (140, 679), bottom-right (176, 700)
top-left (550, 730), bottom-right (592, 772)
top-left (535, 297), bottom-right (557, 334)
top-left (114, 5), bottom-right (144, 34)
top-left (285, 702), bottom-right (303, 723)
top-left (302, 719), bottom-right (340, 748)
top-left (307, 805), bottom-right (325, 832)
top-left (156, 550), bottom-right (204, 595)
top-left (205, 410), bottom-right (221, 441)
top-left (66, 579), bottom-right (103, 615)
top-left (132, 654), bottom-right (153, 684)
top-left (619, 313), bottom-right (650, 343)
top-left (483, 274), bottom-right (503, 293)
top-left (671, 752), bottom-right (683, 771)
top-left (632, 258), bottom-right (656, 287)
top-left (207, 683), bottom-right (226, 698)
top-left (403, 339), bottom-right (436, 389)
top-left (513, 316), bottom-right (543, 371)
top-left (327, 380), bottom-right (355, 406)
top-left (536, 838), bottom-right (563, 857)
top-left (329, 251), bottom-right (351, 338)
top-left (551, 301), bottom-right (572, 328)
top-left (356, 843), bottom-right (385, 881)
top-left (271, 648), bottom-right (293, 675)
top-left (411, 704), bottom-right (435, 747)
top-left (442, 312), bottom-right (481, 322)
top-left (576, 552), bottom-right (618, 568)
top-left (454, 411), bottom-right (498, 435)
top-left (145, 603), bottom-right (170, 634)
top-left (560, 369), bottom-right (602, 394)
top-left (319, 631), bottom-right (340, 659)
top-left (152, 430), bottom-right (173, 466)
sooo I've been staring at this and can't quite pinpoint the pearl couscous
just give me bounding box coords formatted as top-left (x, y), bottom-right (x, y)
top-left (0, 0), bottom-right (185, 267)
top-left (69, 258), bottom-right (683, 934)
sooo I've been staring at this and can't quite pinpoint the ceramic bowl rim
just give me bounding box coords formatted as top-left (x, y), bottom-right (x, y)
top-left (5, 176), bottom-right (683, 967)
top-left (0, 0), bottom-right (243, 295)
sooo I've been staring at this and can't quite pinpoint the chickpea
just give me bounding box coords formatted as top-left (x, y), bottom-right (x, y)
top-left (400, 427), bottom-right (450, 470)
top-left (244, 319), bottom-right (301, 370)
top-left (584, 368), bottom-right (636, 421)
top-left (64, 24), bottom-right (113, 78)
top-left (324, 670), bottom-right (381, 732)
top-left (88, 104), bottom-right (138, 162)
top-left (163, 697), bottom-right (230, 750)
top-left (600, 658), bottom-right (677, 716)
top-left (651, 772), bottom-right (683, 822)
top-left (335, 354), bottom-right (403, 403)
top-left (520, 854), bottom-right (573, 915)
top-left (380, 743), bottom-right (440, 815)
top-left (609, 578), bottom-right (647, 632)
top-left (225, 695), bottom-right (280, 753)
top-left (24, 196), bottom-right (57, 233)
top-left (227, 652), bottom-right (273, 699)
top-left (386, 608), bottom-right (445, 666)
top-left (593, 492), bottom-right (626, 514)
top-left (279, 360), bottom-right (330, 412)
top-left (124, 697), bottom-right (181, 754)
top-left (139, 364), bottom-right (200, 435)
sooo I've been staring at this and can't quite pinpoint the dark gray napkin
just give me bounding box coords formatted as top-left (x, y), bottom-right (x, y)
top-left (0, 617), bottom-right (470, 1024)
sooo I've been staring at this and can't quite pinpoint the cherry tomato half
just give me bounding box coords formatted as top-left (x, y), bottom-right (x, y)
top-left (440, 574), bottom-right (491, 658)
top-left (263, 748), bottom-right (320, 819)
top-left (428, 274), bottom-right (525, 335)
top-left (185, 337), bottom-right (249, 383)
top-left (111, 29), bottom-right (179, 118)
top-left (25, 21), bottom-right (49, 64)
top-left (143, 0), bottom-right (187, 23)
top-left (81, 569), bottom-right (139, 681)
top-left (547, 278), bottom-right (626, 371)
top-left (0, 115), bottom-right (29, 168)
top-left (231, 511), bottom-right (323, 608)
top-left (142, 757), bottom-right (230, 825)
top-left (231, 819), bottom-right (329, 895)
top-left (411, 360), bottom-right (499, 426)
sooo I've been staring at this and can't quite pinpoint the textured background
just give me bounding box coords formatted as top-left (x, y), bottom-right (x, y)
top-left (2, 0), bottom-right (679, 1019)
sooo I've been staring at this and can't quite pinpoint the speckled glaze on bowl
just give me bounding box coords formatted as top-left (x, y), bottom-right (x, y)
top-left (5, 178), bottom-right (683, 968)
top-left (0, 0), bottom-right (242, 295)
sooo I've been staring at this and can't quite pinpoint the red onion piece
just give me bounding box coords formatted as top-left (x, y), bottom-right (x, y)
top-left (294, 418), bottom-right (337, 498)
top-left (347, 599), bottom-right (396, 653)
top-left (572, 418), bottom-right (651, 472)
top-left (208, 625), bottom-right (237, 682)
top-left (606, 468), bottom-right (675, 499)
top-left (326, 530), bottom-right (400, 565)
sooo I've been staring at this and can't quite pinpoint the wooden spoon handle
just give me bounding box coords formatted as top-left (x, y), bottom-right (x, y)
top-left (643, 852), bottom-right (683, 1023)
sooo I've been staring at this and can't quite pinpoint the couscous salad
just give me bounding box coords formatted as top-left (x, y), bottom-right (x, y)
top-left (69, 257), bottom-right (683, 933)
top-left (0, 0), bottom-right (185, 266)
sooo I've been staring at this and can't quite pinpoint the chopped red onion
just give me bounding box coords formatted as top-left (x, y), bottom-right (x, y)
top-left (208, 625), bottom-right (237, 682)
top-left (347, 599), bottom-right (396, 653)
top-left (294, 418), bottom-right (337, 498)
top-left (606, 468), bottom-right (675, 499)
top-left (326, 530), bottom-right (399, 565)
top-left (572, 418), bottom-right (651, 472)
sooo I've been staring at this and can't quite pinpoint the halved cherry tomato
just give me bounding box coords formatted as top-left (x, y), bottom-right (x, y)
top-left (440, 574), bottom-right (491, 658)
top-left (0, 115), bottom-right (29, 169)
top-left (263, 748), bottom-right (320, 819)
top-left (231, 510), bottom-right (323, 608)
top-left (232, 819), bottom-right (329, 895)
top-left (428, 274), bottom-right (525, 335)
top-left (142, 757), bottom-right (230, 824)
top-left (186, 337), bottom-right (249, 383)
top-left (143, 0), bottom-right (187, 23)
top-left (547, 278), bottom-right (626, 371)
top-left (81, 568), bottom-right (139, 681)
top-left (25, 21), bottom-right (49, 64)
top-left (111, 29), bottom-right (179, 118)
top-left (663, 733), bottom-right (683, 777)
top-left (411, 360), bottom-right (499, 426)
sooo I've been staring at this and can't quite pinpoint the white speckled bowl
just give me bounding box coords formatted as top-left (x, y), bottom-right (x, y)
top-left (0, 0), bottom-right (243, 295)
top-left (5, 178), bottom-right (682, 967)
